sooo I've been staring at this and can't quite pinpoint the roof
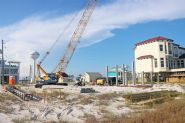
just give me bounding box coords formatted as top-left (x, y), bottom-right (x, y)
top-left (172, 43), bottom-right (180, 46)
top-left (179, 54), bottom-right (185, 59)
top-left (110, 67), bottom-right (124, 72)
top-left (85, 72), bottom-right (102, 76)
top-left (137, 55), bottom-right (154, 60)
top-left (179, 47), bottom-right (185, 50)
top-left (135, 36), bottom-right (172, 46)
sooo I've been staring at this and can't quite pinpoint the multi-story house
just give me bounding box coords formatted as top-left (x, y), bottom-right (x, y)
top-left (134, 36), bottom-right (185, 82)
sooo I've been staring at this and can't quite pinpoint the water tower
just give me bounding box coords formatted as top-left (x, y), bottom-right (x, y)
top-left (30, 51), bottom-right (40, 83)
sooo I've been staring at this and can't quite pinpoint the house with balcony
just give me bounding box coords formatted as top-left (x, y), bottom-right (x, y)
top-left (134, 36), bottom-right (185, 83)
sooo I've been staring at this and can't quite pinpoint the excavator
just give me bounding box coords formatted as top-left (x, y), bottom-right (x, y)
top-left (35, 0), bottom-right (97, 87)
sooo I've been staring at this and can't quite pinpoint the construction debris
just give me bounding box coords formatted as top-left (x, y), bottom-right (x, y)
top-left (80, 88), bottom-right (96, 93)
top-left (6, 86), bottom-right (42, 101)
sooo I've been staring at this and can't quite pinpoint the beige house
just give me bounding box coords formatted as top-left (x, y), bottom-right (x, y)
top-left (134, 36), bottom-right (185, 82)
top-left (81, 72), bottom-right (102, 83)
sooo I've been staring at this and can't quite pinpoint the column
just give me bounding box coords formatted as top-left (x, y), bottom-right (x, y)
top-left (141, 71), bottom-right (144, 86)
top-left (106, 66), bottom-right (109, 85)
top-left (116, 65), bottom-right (118, 86)
top-left (157, 72), bottom-right (160, 84)
top-left (122, 64), bottom-right (125, 85)
top-left (132, 61), bottom-right (136, 85)
top-left (151, 58), bottom-right (154, 86)
top-left (125, 65), bottom-right (128, 86)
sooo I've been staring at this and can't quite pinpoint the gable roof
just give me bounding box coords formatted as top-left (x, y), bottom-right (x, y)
top-left (85, 72), bottom-right (102, 76)
top-left (135, 36), bottom-right (172, 46)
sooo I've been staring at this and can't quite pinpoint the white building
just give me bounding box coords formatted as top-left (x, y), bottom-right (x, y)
top-left (81, 72), bottom-right (102, 83)
top-left (134, 36), bottom-right (185, 82)
top-left (0, 60), bottom-right (20, 83)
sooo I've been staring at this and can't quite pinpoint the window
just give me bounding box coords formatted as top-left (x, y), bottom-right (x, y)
top-left (181, 60), bottom-right (184, 68)
top-left (171, 60), bottom-right (174, 69)
top-left (155, 59), bottom-right (158, 68)
top-left (4, 68), bottom-right (9, 74)
top-left (177, 60), bottom-right (180, 68)
top-left (166, 58), bottom-right (168, 67)
top-left (169, 60), bottom-right (171, 69)
top-left (173, 47), bottom-right (178, 57)
top-left (160, 58), bottom-right (164, 67)
top-left (10, 69), bottom-right (18, 74)
top-left (174, 61), bottom-right (176, 68)
top-left (165, 44), bottom-right (167, 54)
top-left (168, 43), bottom-right (172, 54)
top-left (159, 45), bottom-right (163, 51)
top-left (180, 51), bottom-right (182, 56)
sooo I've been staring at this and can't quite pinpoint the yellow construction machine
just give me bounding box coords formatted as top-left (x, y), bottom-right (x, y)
top-left (35, 0), bottom-right (97, 87)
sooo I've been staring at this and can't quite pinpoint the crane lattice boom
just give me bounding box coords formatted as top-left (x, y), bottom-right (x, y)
top-left (54, 0), bottom-right (96, 73)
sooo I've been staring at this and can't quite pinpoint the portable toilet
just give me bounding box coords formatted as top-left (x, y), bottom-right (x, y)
top-left (9, 76), bottom-right (16, 85)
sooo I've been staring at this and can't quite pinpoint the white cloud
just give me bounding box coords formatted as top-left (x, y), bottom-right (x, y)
top-left (0, 0), bottom-right (185, 77)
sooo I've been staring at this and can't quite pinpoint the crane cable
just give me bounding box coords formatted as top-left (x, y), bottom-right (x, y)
top-left (52, 0), bottom-right (97, 73)
top-left (38, 10), bottom-right (82, 65)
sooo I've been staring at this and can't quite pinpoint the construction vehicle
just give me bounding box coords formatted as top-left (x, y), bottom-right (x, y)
top-left (35, 0), bottom-right (97, 87)
top-left (74, 75), bottom-right (85, 86)
top-left (96, 78), bottom-right (106, 85)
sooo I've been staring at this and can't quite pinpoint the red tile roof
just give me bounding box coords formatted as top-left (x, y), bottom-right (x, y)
top-left (137, 55), bottom-right (154, 60)
top-left (136, 36), bottom-right (170, 46)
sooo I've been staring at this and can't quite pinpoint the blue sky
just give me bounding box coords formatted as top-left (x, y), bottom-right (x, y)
top-left (0, 0), bottom-right (185, 77)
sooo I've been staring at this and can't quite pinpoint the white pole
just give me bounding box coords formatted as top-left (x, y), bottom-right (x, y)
top-left (142, 71), bottom-right (144, 86)
top-left (125, 65), bottom-right (128, 86)
top-left (151, 58), bottom-right (154, 86)
top-left (122, 64), bottom-right (125, 85)
top-left (106, 66), bottom-right (109, 85)
top-left (33, 59), bottom-right (36, 83)
top-left (116, 65), bottom-right (118, 86)
top-left (132, 61), bottom-right (136, 85)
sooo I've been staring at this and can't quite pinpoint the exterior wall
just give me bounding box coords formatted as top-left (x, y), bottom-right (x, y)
top-left (135, 40), bottom-right (169, 73)
top-left (82, 73), bottom-right (102, 83)
top-left (135, 39), bottom-right (185, 73)
top-left (0, 60), bottom-right (20, 83)
top-left (136, 58), bottom-right (153, 73)
top-left (83, 73), bottom-right (90, 82)
top-left (135, 36), bottom-right (185, 83)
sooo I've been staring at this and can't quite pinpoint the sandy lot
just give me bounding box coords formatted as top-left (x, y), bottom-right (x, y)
top-left (0, 83), bottom-right (184, 123)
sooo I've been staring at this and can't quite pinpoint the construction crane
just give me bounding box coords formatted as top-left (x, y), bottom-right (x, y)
top-left (35, 0), bottom-right (97, 84)
top-left (36, 12), bottom-right (79, 82)
top-left (54, 0), bottom-right (96, 74)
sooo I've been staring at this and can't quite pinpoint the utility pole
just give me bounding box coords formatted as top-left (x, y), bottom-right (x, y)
top-left (1, 40), bottom-right (4, 85)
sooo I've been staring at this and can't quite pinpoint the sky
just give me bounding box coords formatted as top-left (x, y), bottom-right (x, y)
top-left (0, 0), bottom-right (185, 77)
